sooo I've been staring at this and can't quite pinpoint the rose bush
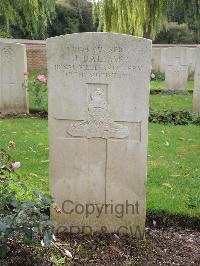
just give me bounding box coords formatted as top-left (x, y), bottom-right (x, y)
top-left (26, 71), bottom-right (48, 106)
top-left (0, 143), bottom-right (55, 263)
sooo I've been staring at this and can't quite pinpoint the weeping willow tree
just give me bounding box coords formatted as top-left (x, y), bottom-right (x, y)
top-left (0, 0), bottom-right (56, 39)
top-left (0, 0), bottom-right (17, 32)
top-left (92, 0), bottom-right (168, 39)
top-left (195, 0), bottom-right (200, 42)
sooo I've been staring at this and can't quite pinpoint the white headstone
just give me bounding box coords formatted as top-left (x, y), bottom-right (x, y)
top-left (165, 47), bottom-right (189, 91)
top-left (160, 48), bottom-right (167, 73)
top-left (47, 33), bottom-right (151, 238)
top-left (0, 42), bottom-right (28, 114)
top-left (151, 48), bottom-right (161, 70)
top-left (193, 46), bottom-right (200, 114)
top-left (186, 48), bottom-right (196, 77)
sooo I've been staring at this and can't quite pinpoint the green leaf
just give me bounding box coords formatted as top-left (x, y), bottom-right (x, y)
top-left (0, 244), bottom-right (10, 259)
top-left (0, 222), bottom-right (8, 233)
top-left (33, 190), bottom-right (42, 198)
top-left (43, 231), bottom-right (53, 246)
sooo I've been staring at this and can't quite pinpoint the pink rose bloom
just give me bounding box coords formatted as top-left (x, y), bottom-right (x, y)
top-left (37, 74), bottom-right (47, 83)
top-left (23, 70), bottom-right (29, 76)
top-left (11, 162), bottom-right (21, 171)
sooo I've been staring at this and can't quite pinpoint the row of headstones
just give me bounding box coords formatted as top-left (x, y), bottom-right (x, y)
top-left (0, 42), bottom-right (200, 115)
top-left (152, 46), bottom-right (196, 73)
top-left (0, 34), bottom-right (200, 237)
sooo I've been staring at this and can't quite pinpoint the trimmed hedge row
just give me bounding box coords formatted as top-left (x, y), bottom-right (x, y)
top-left (149, 110), bottom-right (200, 125)
top-left (150, 90), bottom-right (193, 95)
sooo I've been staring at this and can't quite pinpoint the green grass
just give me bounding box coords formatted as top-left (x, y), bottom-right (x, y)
top-left (150, 80), bottom-right (194, 91)
top-left (0, 118), bottom-right (49, 198)
top-left (149, 79), bottom-right (193, 111)
top-left (0, 118), bottom-right (199, 217)
top-left (150, 94), bottom-right (193, 111)
top-left (148, 123), bottom-right (200, 217)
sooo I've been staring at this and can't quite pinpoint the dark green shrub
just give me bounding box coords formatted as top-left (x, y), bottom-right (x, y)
top-left (149, 110), bottom-right (200, 125)
top-left (155, 22), bottom-right (196, 44)
top-left (150, 90), bottom-right (191, 95)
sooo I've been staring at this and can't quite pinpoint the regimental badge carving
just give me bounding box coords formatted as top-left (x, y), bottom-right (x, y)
top-left (67, 88), bottom-right (129, 139)
top-left (1, 47), bottom-right (15, 62)
top-left (1, 47), bottom-right (17, 85)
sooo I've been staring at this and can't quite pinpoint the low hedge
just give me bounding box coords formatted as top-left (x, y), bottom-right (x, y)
top-left (149, 110), bottom-right (200, 125)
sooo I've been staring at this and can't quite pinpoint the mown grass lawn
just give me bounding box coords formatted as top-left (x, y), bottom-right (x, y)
top-left (0, 118), bottom-right (49, 199)
top-left (150, 80), bottom-right (194, 91)
top-left (0, 118), bottom-right (199, 217)
top-left (148, 123), bottom-right (200, 217)
top-left (150, 94), bottom-right (193, 111)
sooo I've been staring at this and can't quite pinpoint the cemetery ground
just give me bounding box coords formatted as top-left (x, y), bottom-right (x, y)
top-left (0, 73), bottom-right (199, 265)
top-left (1, 119), bottom-right (200, 217)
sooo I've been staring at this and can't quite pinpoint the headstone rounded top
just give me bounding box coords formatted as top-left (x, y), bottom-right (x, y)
top-left (47, 32), bottom-right (152, 44)
top-left (0, 41), bottom-right (25, 47)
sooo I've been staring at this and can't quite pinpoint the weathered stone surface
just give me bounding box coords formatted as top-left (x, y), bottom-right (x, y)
top-left (165, 47), bottom-right (189, 91)
top-left (186, 48), bottom-right (196, 77)
top-left (160, 48), bottom-right (167, 73)
top-left (151, 48), bottom-right (161, 70)
top-left (193, 46), bottom-right (200, 114)
top-left (154, 47), bottom-right (195, 78)
top-left (47, 33), bottom-right (151, 238)
top-left (0, 42), bottom-right (28, 114)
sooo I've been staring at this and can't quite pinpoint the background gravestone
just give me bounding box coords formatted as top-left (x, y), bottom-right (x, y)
top-left (186, 48), bottom-right (196, 78)
top-left (193, 46), bottom-right (200, 114)
top-left (165, 47), bottom-right (189, 91)
top-left (160, 48), bottom-right (167, 73)
top-left (151, 47), bottom-right (161, 70)
top-left (47, 33), bottom-right (151, 237)
top-left (0, 42), bottom-right (28, 114)
top-left (160, 47), bottom-right (195, 79)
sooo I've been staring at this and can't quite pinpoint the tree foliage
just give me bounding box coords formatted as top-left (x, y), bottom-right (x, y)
top-left (155, 22), bottom-right (196, 44)
top-left (48, 0), bottom-right (95, 37)
top-left (92, 0), bottom-right (167, 39)
top-left (74, 0), bottom-right (95, 32)
top-left (166, 0), bottom-right (200, 42)
top-left (48, 3), bottom-right (80, 36)
top-left (92, 0), bottom-right (200, 42)
top-left (0, 0), bottom-right (56, 39)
